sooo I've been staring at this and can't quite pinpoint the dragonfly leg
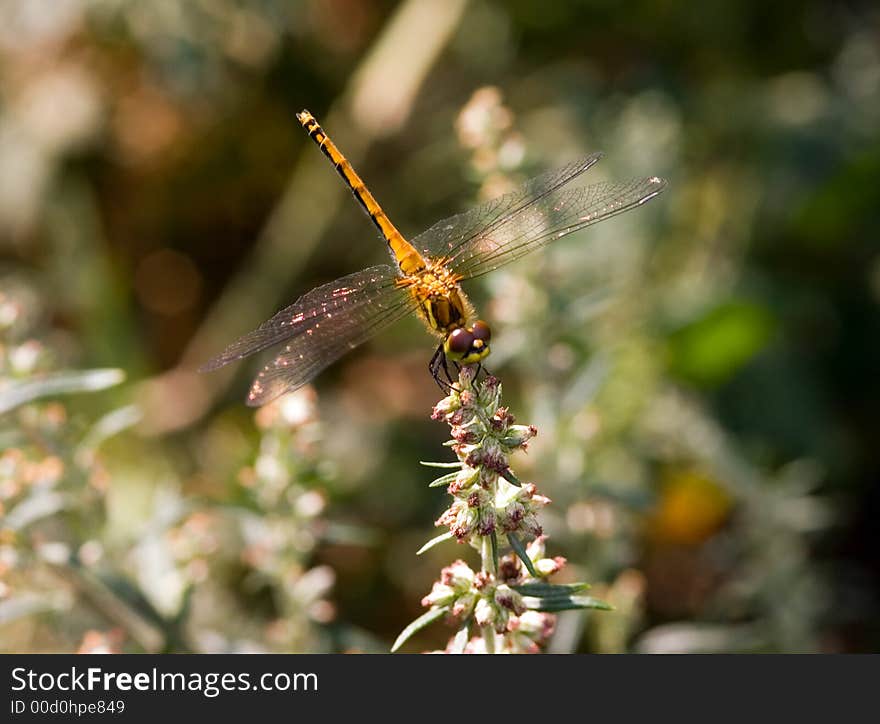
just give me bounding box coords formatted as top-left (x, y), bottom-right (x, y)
top-left (429, 344), bottom-right (453, 391)
top-left (464, 361), bottom-right (490, 385)
top-left (442, 354), bottom-right (457, 387)
top-left (449, 359), bottom-right (463, 385)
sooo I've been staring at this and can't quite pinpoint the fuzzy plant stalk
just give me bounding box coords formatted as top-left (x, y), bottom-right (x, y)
top-left (393, 366), bottom-right (611, 654)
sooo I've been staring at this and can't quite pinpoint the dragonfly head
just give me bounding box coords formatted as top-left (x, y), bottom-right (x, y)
top-left (444, 320), bottom-right (492, 365)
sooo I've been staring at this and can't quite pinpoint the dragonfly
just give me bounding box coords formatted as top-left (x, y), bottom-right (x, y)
top-left (201, 110), bottom-right (667, 406)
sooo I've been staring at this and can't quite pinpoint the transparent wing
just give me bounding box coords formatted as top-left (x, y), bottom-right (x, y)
top-left (411, 153), bottom-right (603, 266)
top-left (448, 177), bottom-right (667, 279)
top-left (246, 286), bottom-right (417, 406)
top-left (199, 265), bottom-right (416, 405)
top-left (412, 157), bottom-right (667, 280)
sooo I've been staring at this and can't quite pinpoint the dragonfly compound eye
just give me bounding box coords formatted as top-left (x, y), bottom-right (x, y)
top-left (471, 320), bottom-right (491, 343)
top-left (444, 326), bottom-right (492, 364)
top-left (445, 328), bottom-right (475, 359)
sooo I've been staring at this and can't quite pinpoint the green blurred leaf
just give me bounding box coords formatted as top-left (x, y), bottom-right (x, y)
top-left (668, 301), bottom-right (774, 387)
top-left (0, 368), bottom-right (125, 415)
top-left (77, 404), bottom-right (142, 463)
top-left (0, 594), bottom-right (56, 625)
top-left (3, 492), bottom-right (68, 531)
top-left (792, 146), bottom-right (880, 248)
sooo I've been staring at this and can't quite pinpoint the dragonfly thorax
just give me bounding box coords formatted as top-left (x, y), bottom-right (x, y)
top-left (401, 262), bottom-right (472, 336)
top-left (402, 262), bottom-right (492, 366)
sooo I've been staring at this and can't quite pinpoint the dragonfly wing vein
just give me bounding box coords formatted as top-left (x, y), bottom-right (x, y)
top-left (445, 175), bottom-right (667, 279)
top-left (247, 293), bottom-right (414, 407)
top-left (199, 264), bottom-right (404, 373)
top-left (411, 153), bottom-right (604, 263)
top-left (245, 281), bottom-right (418, 406)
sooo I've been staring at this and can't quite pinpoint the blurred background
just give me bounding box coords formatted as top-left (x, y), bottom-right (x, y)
top-left (1, 0), bottom-right (878, 653)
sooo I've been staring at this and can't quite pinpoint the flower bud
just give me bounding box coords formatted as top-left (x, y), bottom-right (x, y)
top-left (474, 597), bottom-right (496, 627)
top-left (449, 467), bottom-right (478, 494)
top-left (525, 534), bottom-right (547, 561)
top-left (421, 582), bottom-right (456, 607)
top-left (451, 592), bottom-right (477, 618)
top-left (477, 508), bottom-right (496, 536)
top-left (494, 584), bottom-right (526, 615)
top-left (535, 556), bottom-right (566, 576)
top-left (431, 395), bottom-right (460, 419)
top-left (516, 610), bottom-right (555, 638)
top-left (502, 424), bottom-right (537, 449)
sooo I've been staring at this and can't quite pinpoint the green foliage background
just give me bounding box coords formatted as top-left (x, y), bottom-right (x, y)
top-left (1, 0), bottom-right (878, 652)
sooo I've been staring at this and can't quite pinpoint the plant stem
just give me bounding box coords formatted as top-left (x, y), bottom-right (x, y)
top-left (480, 521), bottom-right (497, 652)
top-left (481, 534), bottom-right (495, 575)
top-left (482, 625), bottom-right (496, 654)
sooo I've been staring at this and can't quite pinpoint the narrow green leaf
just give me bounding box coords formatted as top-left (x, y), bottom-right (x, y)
top-left (522, 592), bottom-right (600, 605)
top-left (417, 531), bottom-right (454, 555)
top-left (419, 461), bottom-right (462, 469)
top-left (507, 533), bottom-right (539, 577)
top-left (571, 595), bottom-right (613, 611)
top-left (428, 471), bottom-right (459, 488)
top-left (490, 530), bottom-right (498, 574)
top-left (523, 595), bottom-right (613, 613)
top-left (500, 468), bottom-right (522, 487)
top-left (0, 368), bottom-right (125, 415)
top-left (513, 582), bottom-right (592, 597)
top-left (391, 606), bottom-right (450, 653)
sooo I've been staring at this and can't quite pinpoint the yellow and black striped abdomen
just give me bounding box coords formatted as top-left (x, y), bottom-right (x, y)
top-left (296, 110), bottom-right (425, 276)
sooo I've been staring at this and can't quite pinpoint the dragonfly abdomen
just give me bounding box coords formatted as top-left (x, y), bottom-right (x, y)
top-left (296, 110), bottom-right (425, 276)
